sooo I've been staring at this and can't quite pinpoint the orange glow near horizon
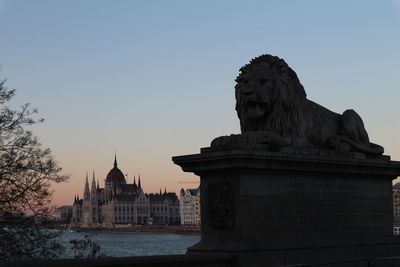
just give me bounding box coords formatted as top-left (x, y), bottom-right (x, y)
top-left (50, 154), bottom-right (200, 206)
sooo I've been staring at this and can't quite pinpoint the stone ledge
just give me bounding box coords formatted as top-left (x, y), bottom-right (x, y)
top-left (173, 148), bottom-right (400, 177)
top-left (202, 143), bottom-right (390, 161)
top-left (2, 253), bottom-right (233, 267)
top-left (188, 237), bottom-right (400, 252)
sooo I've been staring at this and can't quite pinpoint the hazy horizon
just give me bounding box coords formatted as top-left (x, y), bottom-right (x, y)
top-left (1, 0), bottom-right (400, 206)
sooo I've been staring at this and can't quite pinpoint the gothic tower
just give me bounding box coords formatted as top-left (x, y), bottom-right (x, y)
top-left (90, 170), bottom-right (98, 223)
top-left (82, 172), bottom-right (92, 225)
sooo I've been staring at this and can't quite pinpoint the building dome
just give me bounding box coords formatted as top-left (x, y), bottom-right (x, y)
top-left (105, 156), bottom-right (126, 184)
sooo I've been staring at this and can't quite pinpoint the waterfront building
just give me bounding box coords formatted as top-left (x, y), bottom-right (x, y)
top-left (394, 226), bottom-right (400, 236)
top-left (55, 205), bottom-right (73, 223)
top-left (179, 187), bottom-right (200, 225)
top-left (393, 182), bottom-right (400, 226)
top-left (72, 156), bottom-right (180, 227)
top-left (72, 196), bottom-right (83, 225)
top-left (148, 189), bottom-right (181, 225)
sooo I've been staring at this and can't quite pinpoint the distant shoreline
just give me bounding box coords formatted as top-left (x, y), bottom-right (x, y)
top-left (56, 224), bottom-right (200, 235)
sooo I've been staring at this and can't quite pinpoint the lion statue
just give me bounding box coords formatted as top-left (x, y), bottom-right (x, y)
top-left (211, 54), bottom-right (384, 155)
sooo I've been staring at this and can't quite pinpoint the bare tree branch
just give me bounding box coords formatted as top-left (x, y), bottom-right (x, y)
top-left (0, 78), bottom-right (69, 261)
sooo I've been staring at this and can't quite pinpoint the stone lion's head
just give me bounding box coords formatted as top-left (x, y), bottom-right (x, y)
top-left (235, 54), bottom-right (307, 139)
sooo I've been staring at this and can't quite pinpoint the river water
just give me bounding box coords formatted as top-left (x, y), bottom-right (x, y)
top-left (58, 230), bottom-right (200, 258)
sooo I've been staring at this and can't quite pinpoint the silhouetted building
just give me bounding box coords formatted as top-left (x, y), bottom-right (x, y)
top-left (55, 205), bottom-right (73, 223)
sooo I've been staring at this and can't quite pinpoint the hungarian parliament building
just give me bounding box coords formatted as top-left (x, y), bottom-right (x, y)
top-left (71, 156), bottom-right (182, 227)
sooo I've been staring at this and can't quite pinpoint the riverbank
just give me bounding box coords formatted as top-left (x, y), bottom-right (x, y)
top-left (63, 224), bottom-right (200, 235)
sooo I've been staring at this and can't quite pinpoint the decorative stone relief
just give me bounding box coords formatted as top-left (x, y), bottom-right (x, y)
top-left (207, 183), bottom-right (235, 230)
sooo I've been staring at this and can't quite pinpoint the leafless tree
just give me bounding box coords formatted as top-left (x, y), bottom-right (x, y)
top-left (0, 79), bottom-right (69, 261)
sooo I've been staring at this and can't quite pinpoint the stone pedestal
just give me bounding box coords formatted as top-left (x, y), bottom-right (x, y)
top-left (173, 147), bottom-right (400, 266)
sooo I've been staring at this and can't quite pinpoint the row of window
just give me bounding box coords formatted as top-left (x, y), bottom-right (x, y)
top-left (152, 216), bottom-right (180, 222)
top-left (112, 206), bottom-right (179, 212)
top-left (115, 216), bottom-right (180, 222)
top-left (115, 216), bottom-right (134, 221)
top-left (150, 206), bottom-right (179, 212)
top-left (114, 206), bottom-right (148, 212)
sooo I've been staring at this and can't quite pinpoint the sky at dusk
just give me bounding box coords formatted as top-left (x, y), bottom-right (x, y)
top-left (1, 0), bottom-right (400, 206)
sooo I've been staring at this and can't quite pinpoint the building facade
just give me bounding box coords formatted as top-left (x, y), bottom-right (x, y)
top-left (148, 190), bottom-right (181, 225)
top-left (393, 182), bottom-right (400, 227)
top-left (179, 187), bottom-right (200, 225)
top-left (72, 156), bottom-right (180, 227)
top-left (55, 205), bottom-right (73, 223)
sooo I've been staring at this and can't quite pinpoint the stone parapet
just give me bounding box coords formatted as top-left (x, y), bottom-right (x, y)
top-left (173, 148), bottom-right (400, 266)
top-left (3, 253), bottom-right (232, 267)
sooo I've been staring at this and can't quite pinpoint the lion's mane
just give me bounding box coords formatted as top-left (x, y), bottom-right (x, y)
top-left (235, 55), bottom-right (307, 145)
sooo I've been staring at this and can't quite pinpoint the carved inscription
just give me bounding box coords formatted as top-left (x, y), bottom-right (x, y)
top-left (207, 183), bottom-right (235, 230)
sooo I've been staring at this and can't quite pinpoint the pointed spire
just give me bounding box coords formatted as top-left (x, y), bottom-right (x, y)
top-left (91, 170), bottom-right (96, 186)
top-left (133, 176), bottom-right (137, 186)
top-left (159, 188), bottom-right (162, 195)
top-left (91, 169), bottom-right (98, 203)
top-left (84, 172), bottom-right (90, 201)
top-left (114, 153), bottom-right (117, 168)
top-left (164, 187), bottom-right (167, 194)
top-left (138, 174), bottom-right (141, 189)
top-left (97, 179), bottom-right (100, 190)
